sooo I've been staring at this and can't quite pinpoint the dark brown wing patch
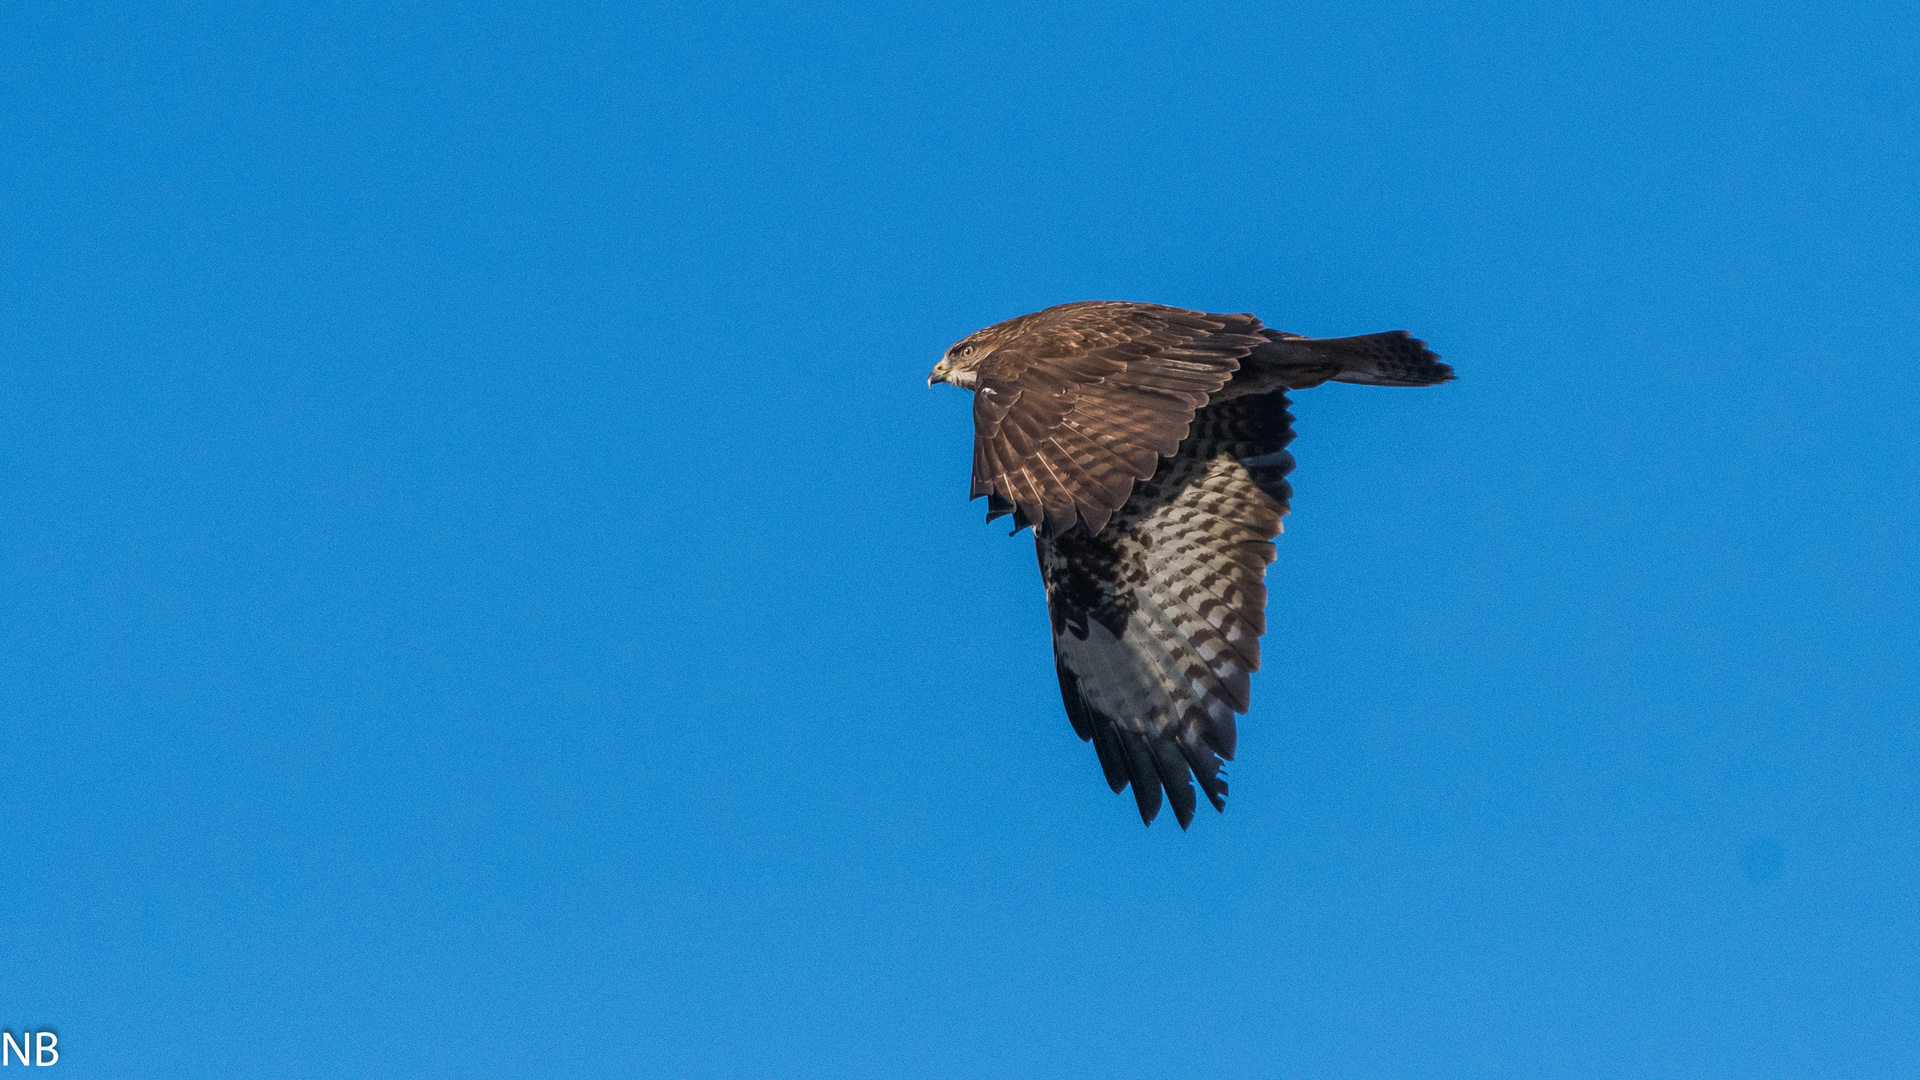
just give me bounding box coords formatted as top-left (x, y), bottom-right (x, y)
top-left (970, 302), bottom-right (1268, 535)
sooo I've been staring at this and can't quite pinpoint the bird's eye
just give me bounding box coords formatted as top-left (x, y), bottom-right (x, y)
top-left (961, 346), bottom-right (975, 358)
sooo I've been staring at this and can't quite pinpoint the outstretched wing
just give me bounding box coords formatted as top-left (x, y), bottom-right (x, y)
top-left (972, 302), bottom-right (1268, 536)
top-left (1038, 390), bottom-right (1297, 827)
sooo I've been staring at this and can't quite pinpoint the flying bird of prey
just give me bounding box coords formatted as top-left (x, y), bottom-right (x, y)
top-left (928, 301), bottom-right (1452, 827)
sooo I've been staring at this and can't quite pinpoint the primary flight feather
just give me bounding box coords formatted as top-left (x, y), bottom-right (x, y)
top-left (929, 301), bottom-right (1453, 827)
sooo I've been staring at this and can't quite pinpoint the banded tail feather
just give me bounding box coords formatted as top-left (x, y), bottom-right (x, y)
top-left (1264, 328), bottom-right (1453, 388)
top-left (1215, 329), bottom-right (1453, 397)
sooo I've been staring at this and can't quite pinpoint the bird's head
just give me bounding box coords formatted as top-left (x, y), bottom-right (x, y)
top-left (927, 326), bottom-right (1009, 390)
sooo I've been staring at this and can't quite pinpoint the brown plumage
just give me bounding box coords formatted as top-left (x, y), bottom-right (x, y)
top-left (931, 301), bottom-right (1452, 827)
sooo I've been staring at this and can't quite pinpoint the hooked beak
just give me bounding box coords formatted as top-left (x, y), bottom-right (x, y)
top-left (927, 361), bottom-right (948, 388)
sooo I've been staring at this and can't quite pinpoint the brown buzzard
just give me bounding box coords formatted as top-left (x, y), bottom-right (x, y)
top-left (929, 301), bottom-right (1452, 827)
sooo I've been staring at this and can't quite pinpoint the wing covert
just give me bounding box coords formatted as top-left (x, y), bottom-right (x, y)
top-left (971, 302), bottom-right (1267, 535)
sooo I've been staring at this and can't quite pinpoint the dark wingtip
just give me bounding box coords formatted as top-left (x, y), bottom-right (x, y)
top-left (1133, 779), bottom-right (1162, 824)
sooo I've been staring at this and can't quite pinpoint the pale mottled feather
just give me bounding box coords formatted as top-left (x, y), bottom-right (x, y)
top-left (1038, 392), bottom-right (1298, 826)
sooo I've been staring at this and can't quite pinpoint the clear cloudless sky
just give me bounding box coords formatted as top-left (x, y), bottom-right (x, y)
top-left (4, 0), bottom-right (1917, 1076)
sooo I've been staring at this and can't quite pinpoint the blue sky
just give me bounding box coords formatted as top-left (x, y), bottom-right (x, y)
top-left (5, 0), bottom-right (1917, 1075)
